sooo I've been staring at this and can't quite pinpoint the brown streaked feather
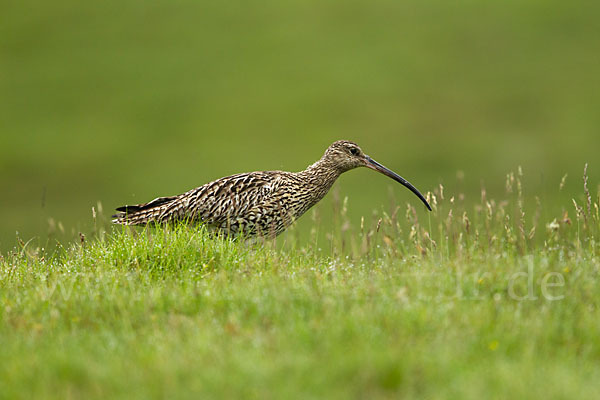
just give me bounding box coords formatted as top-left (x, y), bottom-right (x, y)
top-left (112, 172), bottom-right (289, 235)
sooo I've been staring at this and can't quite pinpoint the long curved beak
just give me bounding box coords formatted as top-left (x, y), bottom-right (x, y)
top-left (364, 156), bottom-right (432, 211)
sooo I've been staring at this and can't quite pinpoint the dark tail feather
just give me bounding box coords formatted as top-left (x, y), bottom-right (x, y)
top-left (112, 196), bottom-right (177, 225)
top-left (115, 205), bottom-right (140, 213)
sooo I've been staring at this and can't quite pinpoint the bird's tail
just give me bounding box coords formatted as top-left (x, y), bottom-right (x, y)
top-left (112, 196), bottom-right (179, 225)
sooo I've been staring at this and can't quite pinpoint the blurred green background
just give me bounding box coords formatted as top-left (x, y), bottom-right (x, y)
top-left (1, 0), bottom-right (599, 251)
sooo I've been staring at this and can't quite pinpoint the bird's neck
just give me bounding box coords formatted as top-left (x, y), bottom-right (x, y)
top-left (298, 157), bottom-right (343, 201)
top-left (305, 156), bottom-right (342, 177)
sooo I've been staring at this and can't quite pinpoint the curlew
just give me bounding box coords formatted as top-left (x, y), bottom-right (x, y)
top-left (112, 140), bottom-right (431, 237)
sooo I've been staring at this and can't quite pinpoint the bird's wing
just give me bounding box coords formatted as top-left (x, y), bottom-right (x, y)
top-left (112, 171), bottom-right (288, 228)
top-left (157, 171), bottom-right (284, 226)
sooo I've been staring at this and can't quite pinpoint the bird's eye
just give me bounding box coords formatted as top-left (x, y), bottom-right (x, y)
top-left (349, 147), bottom-right (359, 156)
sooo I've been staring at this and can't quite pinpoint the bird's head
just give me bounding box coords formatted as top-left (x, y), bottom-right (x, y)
top-left (322, 140), bottom-right (432, 211)
top-left (323, 140), bottom-right (369, 172)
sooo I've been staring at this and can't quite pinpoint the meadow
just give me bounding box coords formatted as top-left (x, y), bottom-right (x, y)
top-left (2, 0), bottom-right (600, 398)
top-left (1, 169), bottom-right (599, 399)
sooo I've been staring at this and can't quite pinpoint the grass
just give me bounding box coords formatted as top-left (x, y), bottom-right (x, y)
top-left (1, 168), bottom-right (599, 399)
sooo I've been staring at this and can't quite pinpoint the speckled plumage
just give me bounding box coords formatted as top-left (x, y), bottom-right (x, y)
top-left (112, 140), bottom-right (431, 237)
